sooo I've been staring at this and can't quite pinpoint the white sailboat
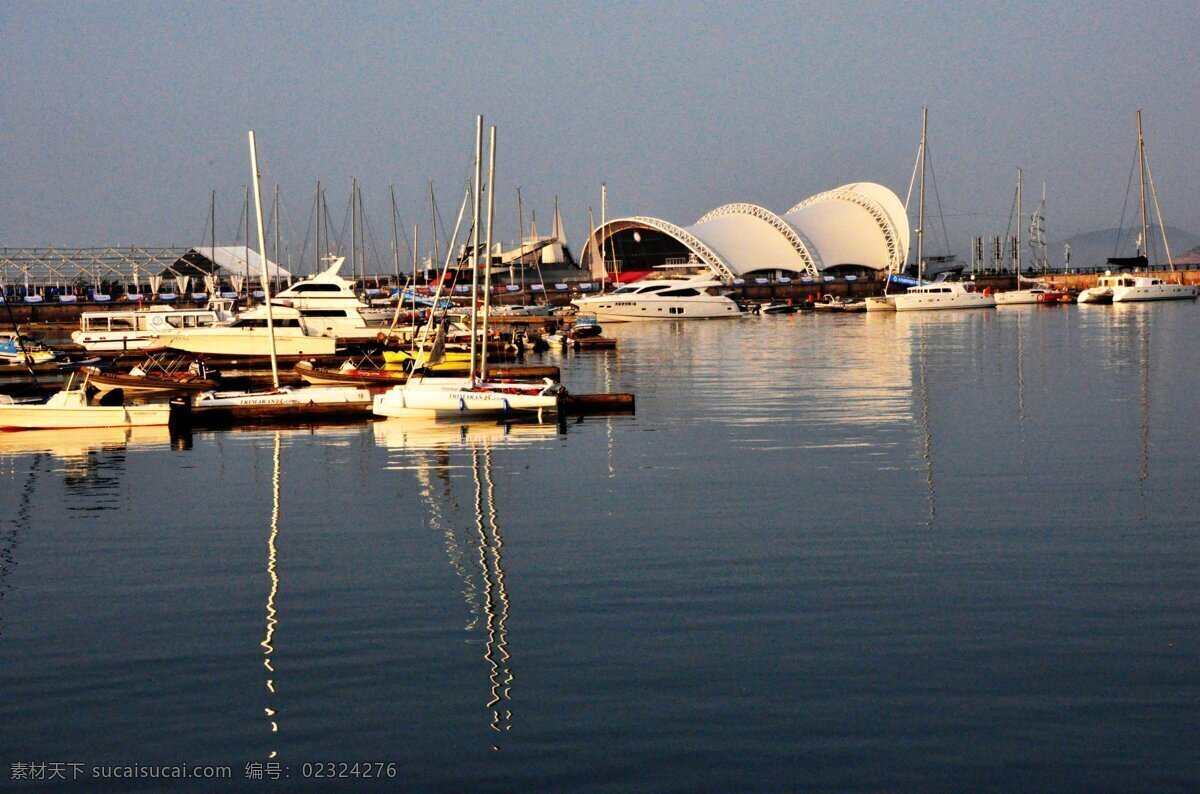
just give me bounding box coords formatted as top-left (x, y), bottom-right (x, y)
top-left (175, 131), bottom-right (371, 424)
top-left (995, 175), bottom-right (1069, 305)
top-left (893, 109), bottom-right (996, 313)
top-left (374, 118), bottom-right (562, 419)
top-left (1079, 111), bottom-right (1197, 304)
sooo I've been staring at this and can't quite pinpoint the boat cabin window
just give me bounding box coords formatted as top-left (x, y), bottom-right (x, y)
top-left (231, 318), bottom-right (303, 328)
top-left (300, 309), bottom-right (351, 317)
top-left (110, 317), bottom-right (136, 330)
top-left (289, 283), bottom-right (342, 293)
top-left (657, 287), bottom-right (701, 297)
top-left (611, 286), bottom-right (642, 295)
top-left (636, 284), bottom-right (671, 294)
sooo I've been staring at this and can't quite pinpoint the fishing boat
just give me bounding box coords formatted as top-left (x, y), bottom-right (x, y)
top-left (374, 118), bottom-right (564, 420)
top-left (0, 376), bottom-right (171, 431)
top-left (70, 300), bottom-right (236, 353)
top-left (893, 109), bottom-right (996, 313)
top-left (570, 274), bottom-right (742, 321)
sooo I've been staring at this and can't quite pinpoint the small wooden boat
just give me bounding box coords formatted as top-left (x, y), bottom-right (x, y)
top-left (172, 385), bottom-right (374, 426)
top-left (80, 354), bottom-right (220, 395)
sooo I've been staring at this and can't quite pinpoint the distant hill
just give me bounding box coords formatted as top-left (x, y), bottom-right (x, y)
top-left (1052, 226), bottom-right (1200, 269)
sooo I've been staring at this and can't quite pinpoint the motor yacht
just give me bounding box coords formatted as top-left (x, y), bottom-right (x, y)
top-left (570, 275), bottom-right (741, 321)
top-left (272, 257), bottom-right (392, 339)
top-left (151, 304), bottom-right (337, 358)
top-left (69, 300), bottom-right (236, 352)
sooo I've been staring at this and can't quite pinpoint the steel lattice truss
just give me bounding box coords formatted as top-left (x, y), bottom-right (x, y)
top-left (0, 247), bottom-right (193, 288)
top-left (697, 203), bottom-right (821, 278)
top-left (625, 217), bottom-right (737, 282)
top-left (789, 190), bottom-right (905, 272)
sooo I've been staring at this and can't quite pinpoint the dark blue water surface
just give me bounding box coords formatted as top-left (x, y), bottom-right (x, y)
top-left (1, 302), bottom-right (1197, 790)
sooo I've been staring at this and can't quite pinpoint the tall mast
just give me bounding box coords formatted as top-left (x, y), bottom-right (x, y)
top-left (273, 183), bottom-right (282, 286)
top-left (481, 124), bottom-right (497, 382)
top-left (600, 183), bottom-right (608, 287)
top-left (248, 130), bottom-right (280, 389)
top-left (390, 184), bottom-right (401, 289)
top-left (517, 186), bottom-right (525, 291)
top-left (1137, 109), bottom-right (1149, 261)
top-left (210, 189), bottom-right (216, 284)
top-left (313, 181), bottom-right (321, 274)
top-left (244, 185), bottom-right (252, 303)
top-left (412, 223), bottom-right (418, 319)
top-left (1016, 167), bottom-right (1023, 274)
top-left (469, 115), bottom-right (483, 383)
top-left (351, 177), bottom-right (358, 281)
top-left (429, 181), bottom-right (439, 280)
top-left (917, 107), bottom-right (927, 285)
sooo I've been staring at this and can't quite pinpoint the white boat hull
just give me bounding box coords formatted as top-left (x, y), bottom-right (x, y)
top-left (571, 295), bottom-right (741, 321)
top-left (1112, 283), bottom-right (1197, 302)
top-left (156, 329), bottom-right (337, 358)
top-left (0, 390), bottom-right (170, 430)
top-left (1077, 287), bottom-right (1112, 304)
top-left (372, 377), bottom-right (560, 418)
top-left (892, 292), bottom-right (996, 312)
top-left (864, 296), bottom-right (896, 312)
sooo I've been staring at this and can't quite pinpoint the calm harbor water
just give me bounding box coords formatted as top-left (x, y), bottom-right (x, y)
top-left (1, 303), bottom-right (1198, 790)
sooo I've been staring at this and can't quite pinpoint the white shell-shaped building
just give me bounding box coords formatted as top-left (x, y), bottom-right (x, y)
top-left (580, 182), bottom-right (910, 282)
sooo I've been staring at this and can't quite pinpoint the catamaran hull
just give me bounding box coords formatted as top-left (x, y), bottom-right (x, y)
top-left (372, 380), bottom-right (560, 418)
top-left (1112, 284), bottom-right (1198, 302)
top-left (893, 294), bottom-right (996, 311)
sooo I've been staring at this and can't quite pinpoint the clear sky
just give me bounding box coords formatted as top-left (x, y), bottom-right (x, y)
top-left (3, 0), bottom-right (1198, 269)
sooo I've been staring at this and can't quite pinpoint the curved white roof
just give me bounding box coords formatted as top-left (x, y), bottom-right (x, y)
top-left (582, 182), bottom-right (908, 280)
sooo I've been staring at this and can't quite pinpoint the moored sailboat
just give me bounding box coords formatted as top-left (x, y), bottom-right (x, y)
top-left (373, 118), bottom-right (563, 420)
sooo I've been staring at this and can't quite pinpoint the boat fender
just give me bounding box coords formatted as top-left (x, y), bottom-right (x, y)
top-left (458, 396), bottom-right (466, 412)
top-left (502, 398), bottom-right (510, 413)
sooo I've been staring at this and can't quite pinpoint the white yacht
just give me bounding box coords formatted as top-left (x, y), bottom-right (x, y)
top-left (1113, 276), bottom-right (1196, 302)
top-left (994, 280), bottom-right (1069, 305)
top-left (892, 282), bottom-right (996, 312)
top-left (570, 276), bottom-right (741, 321)
top-left (151, 304), bottom-right (337, 358)
top-left (70, 300), bottom-right (236, 352)
top-left (272, 257), bottom-right (392, 339)
top-left (892, 111), bottom-right (995, 313)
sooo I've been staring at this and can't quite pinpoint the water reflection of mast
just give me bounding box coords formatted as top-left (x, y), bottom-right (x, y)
top-left (414, 448), bottom-right (482, 629)
top-left (1138, 312), bottom-right (1151, 486)
top-left (261, 433), bottom-right (282, 758)
top-left (0, 454), bottom-right (42, 638)
top-left (917, 323), bottom-right (937, 527)
top-left (473, 444), bottom-right (512, 742)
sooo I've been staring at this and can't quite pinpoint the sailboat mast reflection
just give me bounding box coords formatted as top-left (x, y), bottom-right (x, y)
top-left (473, 444), bottom-right (512, 738)
top-left (916, 323), bottom-right (937, 527)
top-left (261, 432), bottom-right (282, 758)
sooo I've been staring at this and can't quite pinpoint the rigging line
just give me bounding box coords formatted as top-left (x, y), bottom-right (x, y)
top-left (332, 189), bottom-right (355, 258)
top-left (1113, 140), bottom-right (1140, 258)
top-left (1142, 147), bottom-right (1175, 269)
top-left (923, 144), bottom-right (953, 257)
